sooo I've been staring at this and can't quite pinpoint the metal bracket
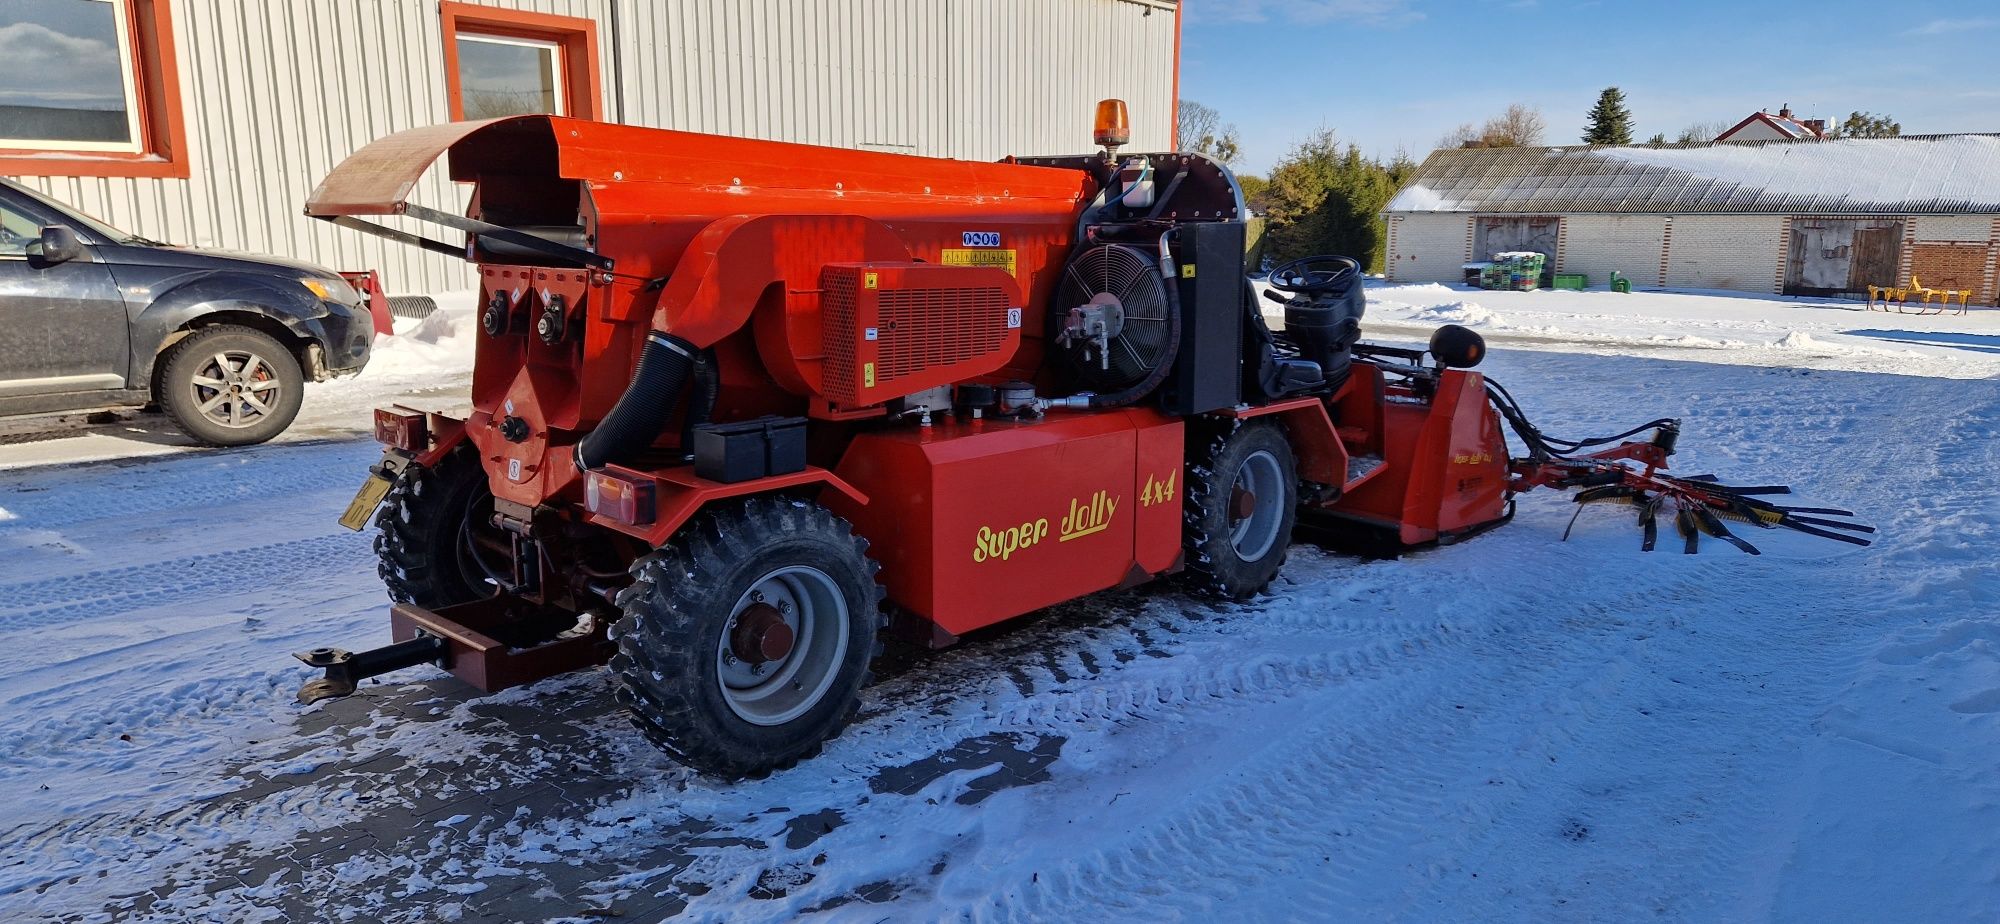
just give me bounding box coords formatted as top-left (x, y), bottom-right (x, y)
top-left (294, 634), bottom-right (447, 704)
top-left (311, 203), bottom-right (613, 272)
top-left (403, 203), bottom-right (613, 271)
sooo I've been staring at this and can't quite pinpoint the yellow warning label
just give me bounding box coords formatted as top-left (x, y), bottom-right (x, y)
top-left (1181, 264), bottom-right (1196, 278)
top-left (864, 272), bottom-right (879, 289)
top-left (864, 362), bottom-right (876, 388)
top-left (941, 248), bottom-right (1018, 277)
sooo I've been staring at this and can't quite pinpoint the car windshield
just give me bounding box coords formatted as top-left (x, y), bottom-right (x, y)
top-left (0, 179), bottom-right (163, 246)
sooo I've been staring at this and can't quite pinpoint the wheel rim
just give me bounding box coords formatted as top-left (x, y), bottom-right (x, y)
top-left (188, 349), bottom-right (282, 429)
top-left (1229, 449), bottom-right (1285, 562)
top-left (716, 565), bottom-right (850, 726)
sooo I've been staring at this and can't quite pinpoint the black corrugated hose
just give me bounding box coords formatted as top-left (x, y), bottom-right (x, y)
top-left (574, 330), bottom-right (699, 471)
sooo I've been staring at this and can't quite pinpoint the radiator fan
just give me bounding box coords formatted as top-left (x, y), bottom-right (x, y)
top-left (1052, 243), bottom-right (1173, 392)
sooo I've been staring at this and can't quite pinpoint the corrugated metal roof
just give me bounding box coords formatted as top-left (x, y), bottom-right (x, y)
top-left (1386, 135), bottom-right (2000, 215)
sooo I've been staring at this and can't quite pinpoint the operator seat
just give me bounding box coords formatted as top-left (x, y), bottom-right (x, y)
top-left (1249, 255), bottom-right (1367, 401)
top-left (1241, 279), bottom-right (1327, 400)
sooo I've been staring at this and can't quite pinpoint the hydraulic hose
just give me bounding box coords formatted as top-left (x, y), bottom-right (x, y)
top-left (573, 330), bottom-right (698, 471)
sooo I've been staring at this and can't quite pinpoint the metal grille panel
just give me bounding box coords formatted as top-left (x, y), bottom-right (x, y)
top-left (877, 286), bottom-right (1011, 382)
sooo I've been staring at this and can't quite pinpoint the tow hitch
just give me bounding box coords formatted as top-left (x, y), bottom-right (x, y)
top-left (293, 599), bottom-right (615, 705)
top-left (294, 634), bottom-right (447, 704)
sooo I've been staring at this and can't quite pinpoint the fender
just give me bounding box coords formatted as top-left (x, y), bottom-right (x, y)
top-left (129, 272), bottom-right (338, 383)
top-left (580, 462), bottom-right (869, 548)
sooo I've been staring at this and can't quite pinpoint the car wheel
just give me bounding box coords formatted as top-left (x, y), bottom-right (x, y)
top-left (157, 325), bottom-right (306, 447)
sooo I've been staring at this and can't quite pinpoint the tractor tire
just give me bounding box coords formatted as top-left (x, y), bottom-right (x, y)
top-left (609, 495), bottom-right (884, 779)
top-left (373, 445), bottom-right (501, 608)
top-left (156, 325), bottom-right (304, 447)
top-left (1183, 419), bottom-right (1299, 599)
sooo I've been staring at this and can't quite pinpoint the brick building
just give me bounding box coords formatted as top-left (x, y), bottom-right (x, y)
top-left (1383, 135), bottom-right (2000, 304)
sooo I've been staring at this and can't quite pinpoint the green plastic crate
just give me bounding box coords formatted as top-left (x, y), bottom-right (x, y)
top-left (1552, 273), bottom-right (1588, 291)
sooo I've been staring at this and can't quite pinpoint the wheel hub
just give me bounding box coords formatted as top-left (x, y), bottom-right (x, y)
top-left (1230, 485), bottom-right (1258, 521)
top-left (1228, 449), bottom-right (1286, 562)
top-left (730, 603), bottom-right (795, 664)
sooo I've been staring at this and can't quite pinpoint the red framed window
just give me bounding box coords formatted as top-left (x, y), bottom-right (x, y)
top-left (440, 2), bottom-right (603, 122)
top-left (0, 0), bottom-right (189, 178)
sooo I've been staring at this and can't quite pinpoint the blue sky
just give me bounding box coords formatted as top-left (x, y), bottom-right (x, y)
top-left (1180, 0), bottom-right (2000, 176)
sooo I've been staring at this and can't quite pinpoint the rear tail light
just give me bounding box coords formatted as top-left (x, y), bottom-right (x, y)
top-left (373, 407), bottom-right (428, 451)
top-left (585, 469), bottom-right (656, 526)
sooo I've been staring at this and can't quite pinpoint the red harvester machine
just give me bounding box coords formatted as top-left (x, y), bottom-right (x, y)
top-left (296, 102), bottom-right (1868, 777)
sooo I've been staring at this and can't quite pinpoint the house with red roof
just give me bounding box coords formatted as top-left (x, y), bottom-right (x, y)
top-left (1715, 105), bottom-right (1828, 142)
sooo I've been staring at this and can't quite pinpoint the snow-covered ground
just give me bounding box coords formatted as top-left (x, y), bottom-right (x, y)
top-left (1279, 281), bottom-right (2000, 380)
top-left (2, 283), bottom-right (1997, 922)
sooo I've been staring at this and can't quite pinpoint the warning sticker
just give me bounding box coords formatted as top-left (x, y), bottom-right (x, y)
top-left (941, 248), bottom-right (1018, 277)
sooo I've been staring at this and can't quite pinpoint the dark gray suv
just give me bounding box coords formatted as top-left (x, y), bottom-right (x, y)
top-left (0, 178), bottom-right (374, 446)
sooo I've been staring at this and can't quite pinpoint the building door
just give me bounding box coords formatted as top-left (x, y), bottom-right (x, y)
top-left (1473, 217), bottom-right (1560, 263)
top-left (1847, 226), bottom-right (1902, 292)
top-left (1785, 218), bottom-right (1902, 296)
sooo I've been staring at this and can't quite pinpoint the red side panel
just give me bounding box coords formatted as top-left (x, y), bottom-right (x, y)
top-left (1323, 367), bottom-right (1509, 544)
top-left (818, 262), bottom-right (1022, 406)
top-left (1419, 371), bottom-right (1510, 535)
top-left (828, 410), bottom-right (1183, 638)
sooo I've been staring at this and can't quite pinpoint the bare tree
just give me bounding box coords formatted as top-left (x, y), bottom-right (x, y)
top-left (1675, 119), bottom-right (1731, 143)
top-left (1438, 122), bottom-right (1481, 149)
top-left (1438, 104), bottom-right (1547, 149)
top-left (1177, 98), bottom-right (1243, 164)
top-left (1481, 104), bottom-right (1546, 147)
top-left (1178, 99), bottom-right (1221, 150)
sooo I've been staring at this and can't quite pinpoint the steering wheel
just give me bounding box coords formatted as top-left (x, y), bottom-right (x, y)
top-left (1268, 255), bottom-right (1361, 295)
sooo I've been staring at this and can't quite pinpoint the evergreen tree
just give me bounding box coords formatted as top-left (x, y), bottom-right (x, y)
top-left (1582, 87), bottom-right (1634, 145)
top-left (1646, 132), bottom-right (1667, 145)
top-left (1263, 130), bottom-right (1412, 273)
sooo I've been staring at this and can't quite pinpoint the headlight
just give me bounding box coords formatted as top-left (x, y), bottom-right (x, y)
top-left (301, 277), bottom-right (357, 302)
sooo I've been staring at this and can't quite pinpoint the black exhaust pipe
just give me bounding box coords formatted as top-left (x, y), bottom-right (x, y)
top-left (574, 330), bottom-right (698, 471)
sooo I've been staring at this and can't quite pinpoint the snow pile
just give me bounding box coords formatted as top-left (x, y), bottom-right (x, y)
top-left (1404, 301), bottom-right (1504, 327)
top-left (358, 292), bottom-right (479, 380)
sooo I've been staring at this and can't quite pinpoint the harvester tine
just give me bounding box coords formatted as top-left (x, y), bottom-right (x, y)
top-left (1778, 519), bottom-right (1876, 546)
top-left (1675, 505), bottom-right (1700, 554)
top-left (1562, 503), bottom-right (1586, 542)
top-left (1640, 495), bottom-right (1661, 552)
top-left (1784, 506), bottom-right (1856, 520)
top-left (1782, 514), bottom-right (1876, 534)
top-left (1693, 483), bottom-right (1794, 497)
top-left (1693, 505), bottom-right (1761, 556)
top-left (1566, 486), bottom-right (1639, 542)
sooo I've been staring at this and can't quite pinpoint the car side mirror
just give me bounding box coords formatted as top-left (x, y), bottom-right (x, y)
top-left (33, 225), bottom-right (87, 265)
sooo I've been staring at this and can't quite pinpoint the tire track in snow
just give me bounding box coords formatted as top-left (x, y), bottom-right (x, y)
top-left (952, 568), bottom-right (1717, 923)
top-left (0, 441), bottom-right (371, 534)
top-left (0, 533), bottom-right (371, 635)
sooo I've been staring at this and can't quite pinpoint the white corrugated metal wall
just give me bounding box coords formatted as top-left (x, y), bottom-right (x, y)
top-left (10, 0), bottom-right (1177, 295)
